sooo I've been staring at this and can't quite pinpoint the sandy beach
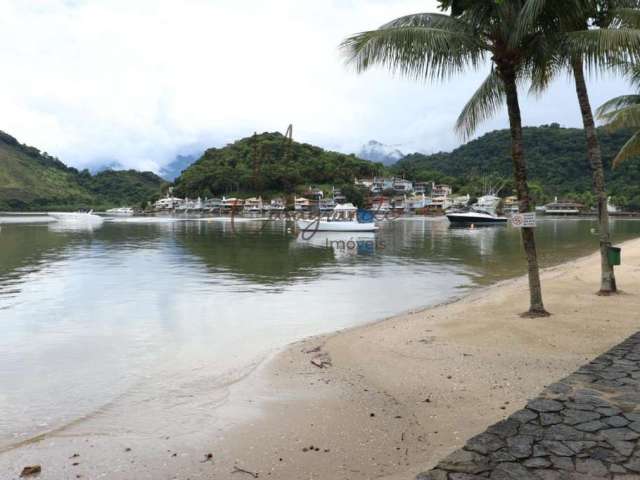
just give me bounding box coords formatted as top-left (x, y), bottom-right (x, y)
top-left (3, 238), bottom-right (640, 480)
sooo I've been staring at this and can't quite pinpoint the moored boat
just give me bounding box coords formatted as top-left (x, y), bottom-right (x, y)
top-left (446, 210), bottom-right (508, 224)
top-left (296, 218), bottom-right (378, 232)
top-left (446, 195), bottom-right (507, 225)
top-left (106, 207), bottom-right (134, 216)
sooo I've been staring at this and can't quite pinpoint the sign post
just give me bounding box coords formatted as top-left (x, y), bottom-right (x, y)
top-left (511, 212), bottom-right (537, 228)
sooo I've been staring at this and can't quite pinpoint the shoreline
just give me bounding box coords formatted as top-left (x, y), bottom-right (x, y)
top-left (3, 238), bottom-right (640, 479)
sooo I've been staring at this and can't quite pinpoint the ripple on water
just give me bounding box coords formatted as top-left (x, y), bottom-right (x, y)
top-left (1, 217), bottom-right (640, 448)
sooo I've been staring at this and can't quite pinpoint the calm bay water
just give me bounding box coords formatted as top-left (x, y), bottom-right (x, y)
top-left (2, 215), bottom-right (640, 449)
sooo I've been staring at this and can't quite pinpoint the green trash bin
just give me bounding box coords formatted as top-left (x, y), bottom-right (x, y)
top-left (607, 246), bottom-right (621, 266)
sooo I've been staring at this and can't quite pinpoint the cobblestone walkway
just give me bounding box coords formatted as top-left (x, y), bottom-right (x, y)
top-left (417, 333), bottom-right (640, 479)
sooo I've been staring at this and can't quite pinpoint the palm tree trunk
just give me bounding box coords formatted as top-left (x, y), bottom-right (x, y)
top-left (501, 67), bottom-right (549, 317)
top-left (572, 60), bottom-right (617, 295)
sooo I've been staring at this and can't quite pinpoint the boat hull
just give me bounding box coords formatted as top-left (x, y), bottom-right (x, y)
top-left (446, 213), bottom-right (507, 225)
top-left (296, 219), bottom-right (378, 232)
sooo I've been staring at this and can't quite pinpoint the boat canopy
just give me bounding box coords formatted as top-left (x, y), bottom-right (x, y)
top-left (334, 203), bottom-right (357, 212)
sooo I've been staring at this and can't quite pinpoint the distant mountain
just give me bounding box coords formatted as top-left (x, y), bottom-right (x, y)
top-left (160, 154), bottom-right (198, 181)
top-left (358, 140), bottom-right (405, 166)
top-left (174, 132), bottom-right (384, 197)
top-left (0, 130), bottom-right (166, 211)
top-left (91, 160), bottom-right (125, 174)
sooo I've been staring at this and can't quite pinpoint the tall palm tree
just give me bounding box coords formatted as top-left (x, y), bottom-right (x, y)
top-left (341, 0), bottom-right (553, 316)
top-left (597, 59), bottom-right (640, 160)
top-left (530, 0), bottom-right (640, 295)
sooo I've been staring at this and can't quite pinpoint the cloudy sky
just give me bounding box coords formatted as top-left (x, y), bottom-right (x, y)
top-left (0, 0), bottom-right (631, 172)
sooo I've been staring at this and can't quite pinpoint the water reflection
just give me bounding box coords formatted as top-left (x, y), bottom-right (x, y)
top-left (294, 231), bottom-right (378, 258)
top-left (2, 216), bottom-right (640, 449)
top-left (48, 222), bottom-right (103, 233)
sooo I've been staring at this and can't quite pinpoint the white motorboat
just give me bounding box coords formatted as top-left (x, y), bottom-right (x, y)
top-left (106, 207), bottom-right (134, 216)
top-left (48, 211), bottom-right (104, 230)
top-left (446, 195), bottom-right (507, 225)
top-left (296, 218), bottom-right (377, 232)
top-left (446, 210), bottom-right (508, 224)
top-left (49, 211), bottom-right (103, 222)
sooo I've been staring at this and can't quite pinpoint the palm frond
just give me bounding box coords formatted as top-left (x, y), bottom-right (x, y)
top-left (455, 68), bottom-right (505, 139)
top-left (608, 56), bottom-right (640, 88)
top-left (612, 130), bottom-right (640, 168)
top-left (600, 103), bottom-right (640, 130)
top-left (529, 57), bottom-right (565, 95)
top-left (513, 0), bottom-right (590, 48)
top-left (565, 28), bottom-right (640, 69)
top-left (514, 0), bottom-right (549, 45)
top-left (340, 24), bottom-right (484, 81)
top-left (596, 94), bottom-right (640, 118)
top-left (381, 12), bottom-right (466, 29)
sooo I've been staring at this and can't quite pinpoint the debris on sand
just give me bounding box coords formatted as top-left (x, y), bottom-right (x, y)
top-left (201, 453), bottom-right (213, 463)
top-left (310, 353), bottom-right (332, 369)
top-left (20, 465), bottom-right (42, 477)
top-left (231, 465), bottom-right (259, 478)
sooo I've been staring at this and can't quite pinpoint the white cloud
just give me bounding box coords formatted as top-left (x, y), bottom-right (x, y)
top-left (0, 0), bottom-right (632, 171)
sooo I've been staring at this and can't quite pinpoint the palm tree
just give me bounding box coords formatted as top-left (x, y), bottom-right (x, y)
top-left (341, 0), bottom-right (553, 316)
top-left (530, 0), bottom-right (640, 295)
top-left (597, 58), bottom-right (640, 160)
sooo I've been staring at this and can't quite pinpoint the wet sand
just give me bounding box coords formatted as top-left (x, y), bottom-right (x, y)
top-left (3, 238), bottom-right (640, 479)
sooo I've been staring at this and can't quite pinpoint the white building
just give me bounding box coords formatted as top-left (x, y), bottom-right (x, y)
top-left (154, 195), bottom-right (185, 210)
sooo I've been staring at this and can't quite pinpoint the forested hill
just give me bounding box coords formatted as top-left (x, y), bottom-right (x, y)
top-left (392, 124), bottom-right (640, 205)
top-left (0, 130), bottom-right (166, 211)
top-left (174, 132), bottom-right (385, 197)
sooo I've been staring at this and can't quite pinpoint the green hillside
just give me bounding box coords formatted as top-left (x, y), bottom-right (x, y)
top-left (0, 130), bottom-right (166, 211)
top-left (174, 132), bottom-right (385, 197)
top-left (392, 124), bottom-right (640, 207)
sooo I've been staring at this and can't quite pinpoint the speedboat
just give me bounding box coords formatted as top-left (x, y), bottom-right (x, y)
top-left (49, 211), bottom-right (103, 222)
top-left (48, 211), bottom-right (104, 230)
top-left (446, 195), bottom-right (507, 225)
top-left (446, 210), bottom-right (507, 225)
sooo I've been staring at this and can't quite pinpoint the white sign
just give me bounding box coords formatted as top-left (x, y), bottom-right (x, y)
top-left (511, 212), bottom-right (537, 228)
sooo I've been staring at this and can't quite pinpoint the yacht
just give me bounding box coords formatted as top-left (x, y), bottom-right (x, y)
top-left (446, 195), bottom-right (507, 225)
top-left (106, 207), bottom-right (134, 216)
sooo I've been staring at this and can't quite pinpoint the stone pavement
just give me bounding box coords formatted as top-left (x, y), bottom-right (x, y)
top-left (417, 332), bottom-right (640, 479)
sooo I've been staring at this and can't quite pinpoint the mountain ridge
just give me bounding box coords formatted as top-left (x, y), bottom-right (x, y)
top-left (391, 123), bottom-right (640, 207)
top-left (174, 132), bottom-right (384, 197)
top-left (0, 130), bottom-right (167, 211)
